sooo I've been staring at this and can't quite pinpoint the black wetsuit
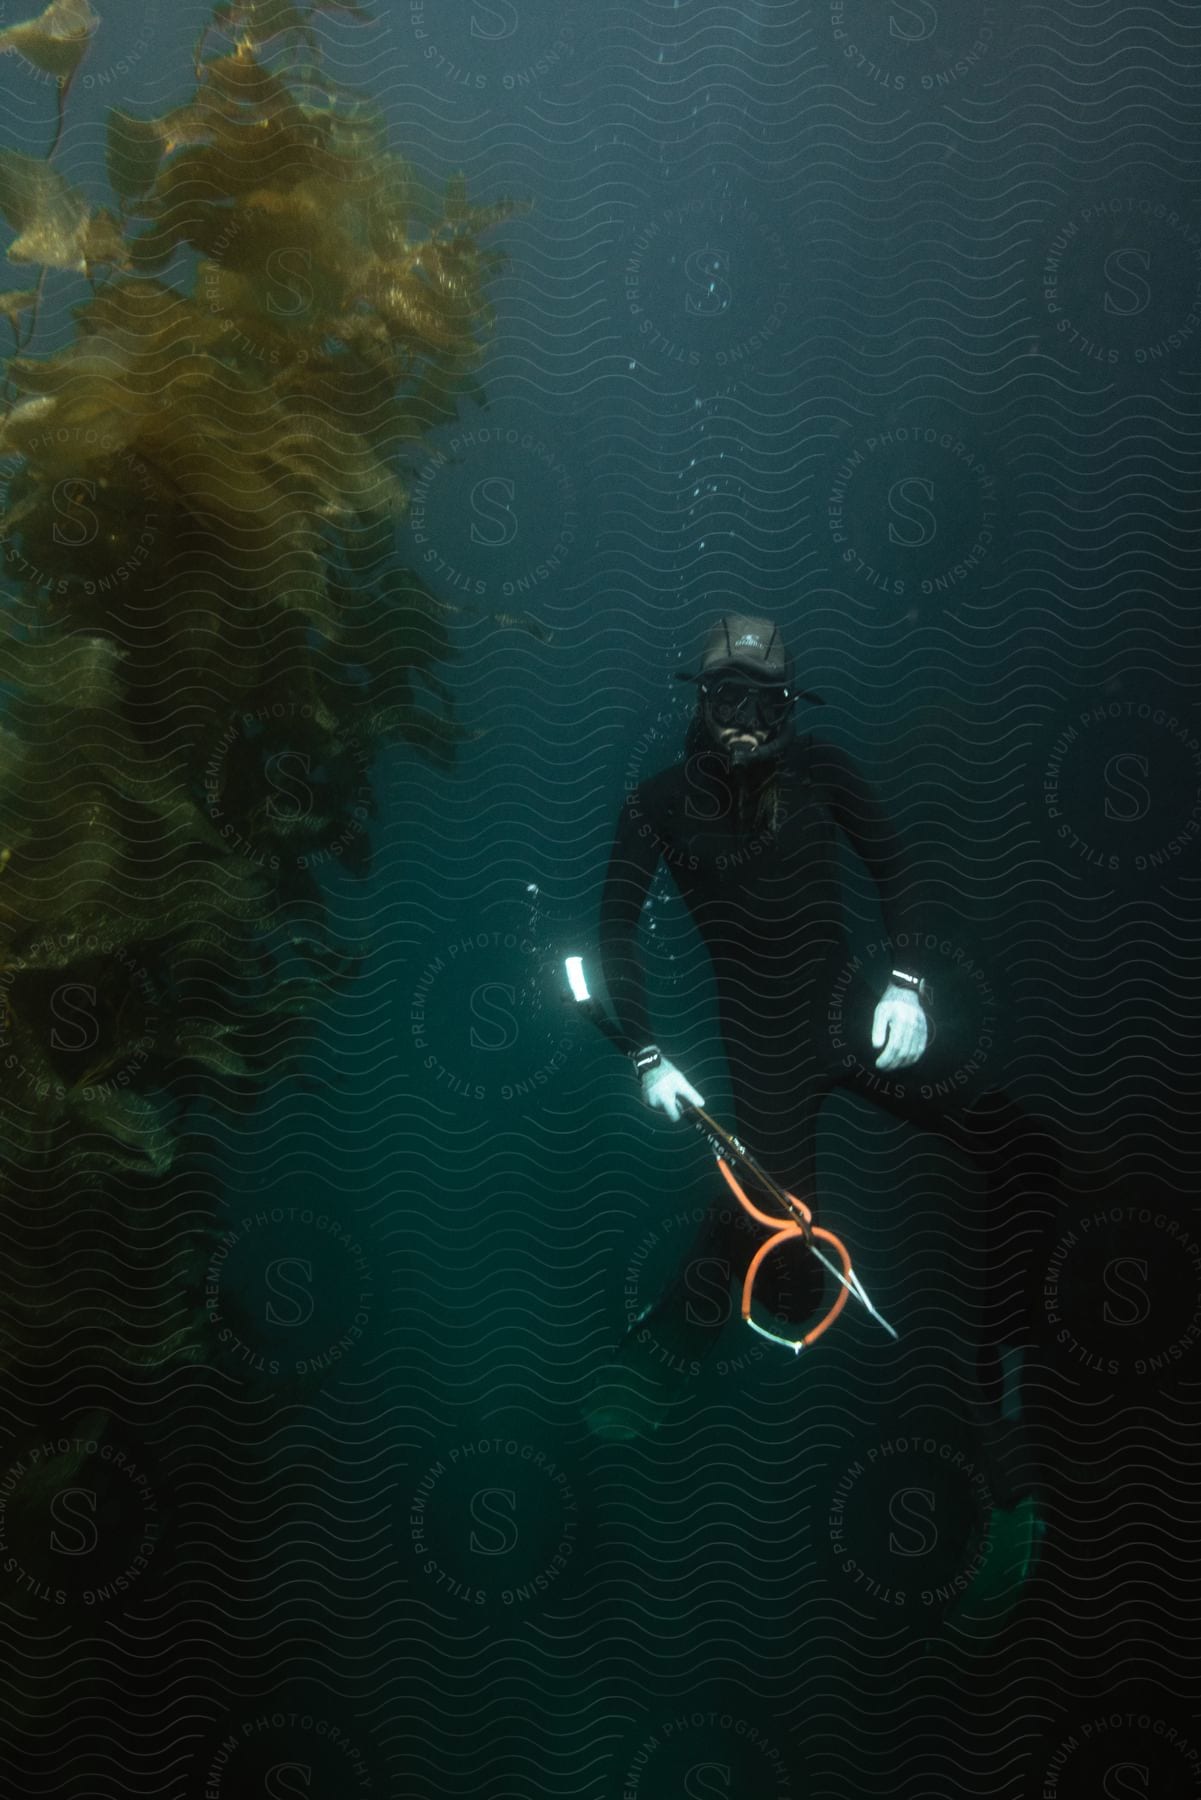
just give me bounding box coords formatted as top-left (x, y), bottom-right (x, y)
top-left (599, 721), bottom-right (1057, 1394)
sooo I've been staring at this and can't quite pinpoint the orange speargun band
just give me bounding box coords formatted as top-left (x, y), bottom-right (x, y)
top-left (716, 1159), bottom-right (852, 1350)
top-left (684, 1102), bottom-right (897, 1355)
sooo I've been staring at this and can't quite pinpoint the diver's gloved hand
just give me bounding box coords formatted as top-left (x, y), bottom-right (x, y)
top-left (872, 978), bottom-right (930, 1072)
top-left (632, 1045), bottom-right (705, 1122)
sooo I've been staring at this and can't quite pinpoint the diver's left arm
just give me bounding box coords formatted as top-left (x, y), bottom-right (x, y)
top-left (817, 740), bottom-right (931, 1072)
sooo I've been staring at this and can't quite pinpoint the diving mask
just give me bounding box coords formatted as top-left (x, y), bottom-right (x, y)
top-left (700, 679), bottom-right (795, 735)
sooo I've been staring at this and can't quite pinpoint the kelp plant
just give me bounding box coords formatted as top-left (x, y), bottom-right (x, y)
top-left (0, 0), bottom-right (520, 1386)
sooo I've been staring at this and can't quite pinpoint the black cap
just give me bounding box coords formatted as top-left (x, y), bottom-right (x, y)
top-left (675, 614), bottom-right (791, 684)
top-left (675, 613), bottom-right (824, 702)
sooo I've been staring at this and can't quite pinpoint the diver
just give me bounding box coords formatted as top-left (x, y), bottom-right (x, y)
top-left (595, 614), bottom-right (1058, 1454)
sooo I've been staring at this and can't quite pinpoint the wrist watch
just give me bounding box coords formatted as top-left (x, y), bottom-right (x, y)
top-left (632, 1043), bottom-right (662, 1076)
top-left (890, 968), bottom-right (933, 1007)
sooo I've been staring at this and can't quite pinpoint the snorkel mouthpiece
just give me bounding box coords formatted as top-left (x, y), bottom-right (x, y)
top-left (727, 729), bottom-right (790, 767)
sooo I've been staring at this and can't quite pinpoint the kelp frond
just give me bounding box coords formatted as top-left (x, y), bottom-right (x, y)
top-left (0, 0), bottom-right (99, 84)
top-left (0, 0), bottom-right (522, 1377)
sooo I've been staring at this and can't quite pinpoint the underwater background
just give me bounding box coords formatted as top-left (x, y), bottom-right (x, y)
top-left (1, 0), bottom-right (1200, 1794)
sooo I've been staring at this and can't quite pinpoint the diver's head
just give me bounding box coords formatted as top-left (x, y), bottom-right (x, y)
top-left (675, 613), bottom-right (820, 764)
top-left (698, 675), bottom-right (795, 763)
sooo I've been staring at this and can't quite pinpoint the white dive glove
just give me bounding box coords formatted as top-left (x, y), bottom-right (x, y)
top-left (871, 972), bottom-right (931, 1073)
top-left (631, 1044), bottom-right (705, 1122)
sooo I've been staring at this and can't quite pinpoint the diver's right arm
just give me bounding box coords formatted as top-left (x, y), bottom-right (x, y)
top-left (598, 787), bottom-right (705, 1121)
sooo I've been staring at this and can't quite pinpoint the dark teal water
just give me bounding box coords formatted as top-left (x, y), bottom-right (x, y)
top-left (3, 1), bottom-right (1200, 1794)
